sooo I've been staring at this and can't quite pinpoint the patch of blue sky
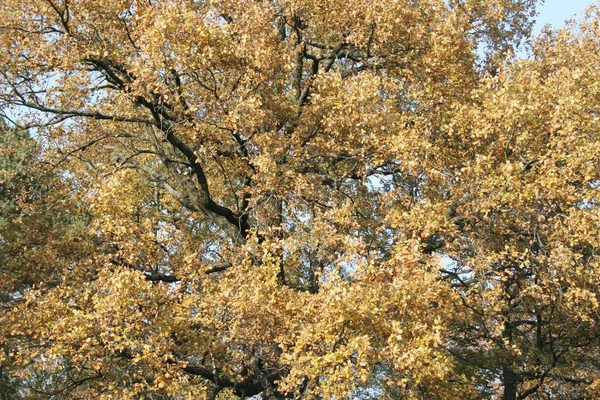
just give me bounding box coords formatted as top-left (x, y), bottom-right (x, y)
top-left (533, 0), bottom-right (596, 36)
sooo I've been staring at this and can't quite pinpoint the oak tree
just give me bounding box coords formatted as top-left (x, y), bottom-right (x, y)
top-left (0, 0), bottom-right (599, 399)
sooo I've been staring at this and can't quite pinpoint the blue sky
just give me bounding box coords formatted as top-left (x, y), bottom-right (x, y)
top-left (534, 0), bottom-right (597, 33)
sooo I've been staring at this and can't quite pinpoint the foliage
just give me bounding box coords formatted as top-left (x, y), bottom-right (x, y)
top-left (0, 0), bottom-right (598, 399)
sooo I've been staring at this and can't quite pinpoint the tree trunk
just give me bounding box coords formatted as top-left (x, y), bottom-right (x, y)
top-left (503, 365), bottom-right (518, 400)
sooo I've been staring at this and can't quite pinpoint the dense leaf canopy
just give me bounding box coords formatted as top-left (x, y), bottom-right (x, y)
top-left (0, 0), bottom-right (599, 399)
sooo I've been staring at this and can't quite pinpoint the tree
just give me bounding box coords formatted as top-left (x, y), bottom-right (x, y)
top-left (441, 14), bottom-right (600, 398)
top-left (0, 114), bottom-right (98, 399)
top-left (0, 0), bottom-right (598, 398)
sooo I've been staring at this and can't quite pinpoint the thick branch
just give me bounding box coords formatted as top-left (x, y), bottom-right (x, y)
top-left (146, 122), bottom-right (250, 241)
top-left (110, 258), bottom-right (180, 283)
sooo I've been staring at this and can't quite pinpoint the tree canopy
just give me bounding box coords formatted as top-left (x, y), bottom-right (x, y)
top-left (0, 0), bottom-right (599, 399)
